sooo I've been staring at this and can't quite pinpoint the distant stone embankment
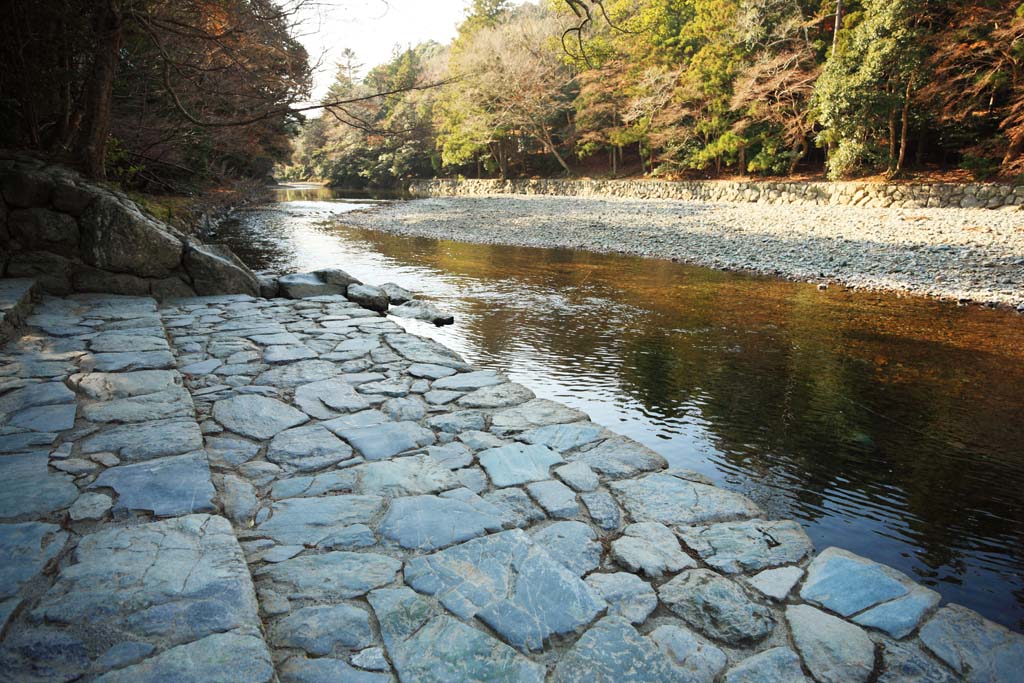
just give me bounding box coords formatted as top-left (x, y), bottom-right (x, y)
top-left (410, 177), bottom-right (1024, 211)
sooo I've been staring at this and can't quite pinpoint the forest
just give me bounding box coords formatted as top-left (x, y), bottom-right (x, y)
top-left (286, 0), bottom-right (1024, 187)
top-left (1, 0), bottom-right (1022, 189)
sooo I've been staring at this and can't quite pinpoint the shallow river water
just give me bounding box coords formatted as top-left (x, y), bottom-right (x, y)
top-left (208, 186), bottom-right (1024, 629)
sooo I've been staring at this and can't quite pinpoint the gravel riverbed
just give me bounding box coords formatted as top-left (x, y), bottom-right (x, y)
top-left (342, 195), bottom-right (1024, 309)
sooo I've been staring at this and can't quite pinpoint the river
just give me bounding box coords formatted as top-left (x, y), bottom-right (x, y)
top-left (206, 185), bottom-right (1024, 630)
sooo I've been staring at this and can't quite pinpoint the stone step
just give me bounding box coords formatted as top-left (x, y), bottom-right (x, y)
top-left (0, 277), bottom-right (36, 343)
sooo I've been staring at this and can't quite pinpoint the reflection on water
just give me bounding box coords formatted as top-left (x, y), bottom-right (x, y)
top-left (209, 186), bottom-right (1024, 629)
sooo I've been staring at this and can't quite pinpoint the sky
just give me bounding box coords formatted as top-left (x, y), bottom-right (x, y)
top-left (294, 0), bottom-right (476, 110)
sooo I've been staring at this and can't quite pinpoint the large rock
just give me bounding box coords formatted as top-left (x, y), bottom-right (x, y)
top-left (404, 529), bottom-right (605, 651)
top-left (279, 272), bottom-right (345, 298)
top-left (787, 604), bottom-right (875, 683)
top-left (314, 268), bottom-right (361, 289)
top-left (8, 208), bottom-right (79, 255)
top-left (389, 300), bottom-right (453, 326)
top-left (79, 194), bottom-right (184, 277)
top-left (379, 282), bottom-right (413, 304)
top-left (658, 569), bottom-right (774, 646)
top-left (346, 284), bottom-right (389, 312)
top-left (183, 242), bottom-right (259, 296)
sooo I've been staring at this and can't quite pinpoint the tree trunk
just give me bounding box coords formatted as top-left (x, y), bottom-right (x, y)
top-left (895, 76), bottom-right (914, 174)
top-left (888, 106), bottom-right (898, 173)
top-left (788, 138), bottom-right (807, 175)
top-left (74, 0), bottom-right (122, 178)
top-left (1002, 132), bottom-right (1024, 170)
top-left (832, 0), bottom-right (843, 57)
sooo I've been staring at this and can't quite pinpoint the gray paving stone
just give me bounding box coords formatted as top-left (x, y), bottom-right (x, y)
top-left (571, 436), bottom-right (667, 478)
top-left (425, 441), bottom-right (473, 469)
top-left (0, 380), bottom-right (75, 414)
top-left (93, 641), bottom-right (155, 673)
top-left (526, 479), bottom-right (580, 518)
top-left (424, 389), bottom-right (462, 405)
top-left (93, 631), bottom-right (274, 683)
top-left (744, 565), bottom-right (803, 601)
top-left (554, 460), bottom-right (599, 491)
top-left (650, 623), bottom-right (728, 682)
top-left (380, 396), bottom-right (426, 421)
top-left (334, 420), bottom-right (434, 460)
top-left (405, 529), bottom-right (605, 651)
top-left (267, 424), bottom-right (355, 472)
top-left (35, 515), bottom-right (262, 646)
top-left (6, 403), bottom-right (77, 432)
top-left (878, 641), bottom-right (959, 683)
top-left (86, 350), bottom-right (177, 372)
top-left (610, 472), bottom-right (761, 526)
top-left (258, 551), bottom-right (402, 600)
top-left (0, 522), bottom-right (67, 599)
top-left (384, 332), bottom-right (469, 368)
top-left (521, 422), bottom-right (608, 452)
top-left (425, 409), bottom-right (486, 433)
top-left (369, 587), bottom-right (544, 683)
top-left (723, 647), bottom-right (809, 683)
top-left (482, 488), bottom-right (546, 528)
top-left (358, 377), bottom-right (410, 397)
top-left (221, 474), bottom-right (259, 525)
top-left (256, 495), bottom-right (384, 545)
top-left (553, 616), bottom-right (686, 683)
top-left (919, 603), bottom-right (1024, 682)
top-left (611, 522), bottom-right (695, 577)
top-left (68, 492), bottom-right (112, 521)
top-left (787, 604), bottom-right (875, 683)
top-left (89, 332), bottom-right (168, 353)
top-left (408, 362), bottom-right (456, 379)
top-left (580, 490), bottom-right (621, 530)
top-left (81, 418), bottom-right (202, 461)
top-left (459, 430), bottom-right (507, 450)
top-left (0, 452), bottom-right (78, 518)
top-left (585, 573), bottom-right (657, 624)
top-left (678, 519), bottom-right (813, 574)
top-left (270, 603), bottom-right (373, 655)
top-left (204, 436), bottom-right (260, 467)
top-left (658, 569), bottom-right (774, 646)
top-left (380, 493), bottom-right (503, 550)
top-left (180, 358), bottom-right (222, 375)
top-left (0, 628), bottom-right (90, 683)
top-left (853, 584), bottom-right (941, 638)
top-left (0, 430), bottom-right (58, 452)
top-left (279, 656), bottom-right (391, 683)
top-left (432, 370), bottom-right (504, 391)
top-left (264, 345), bottom-right (318, 363)
top-left (490, 398), bottom-right (588, 434)
top-left (350, 646), bottom-right (389, 672)
top-left (530, 521), bottom-right (602, 576)
top-left (349, 454), bottom-right (458, 496)
top-left (212, 395), bottom-right (308, 439)
top-left (800, 547), bottom-right (914, 617)
top-left (91, 452), bottom-right (217, 517)
top-left (270, 471), bottom-right (355, 499)
top-left (322, 408), bottom-right (388, 432)
top-left (81, 386), bottom-right (193, 423)
top-left (457, 382), bottom-right (535, 408)
top-left (255, 360), bottom-right (340, 387)
top-left (479, 443), bottom-right (563, 487)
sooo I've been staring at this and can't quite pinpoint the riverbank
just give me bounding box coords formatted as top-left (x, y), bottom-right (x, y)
top-left (343, 194), bottom-right (1024, 309)
top-left (2, 280), bottom-right (1021, 681)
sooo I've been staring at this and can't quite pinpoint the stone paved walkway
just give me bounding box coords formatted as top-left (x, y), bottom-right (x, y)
top-left (1, 285), bottom-right (1022, 682)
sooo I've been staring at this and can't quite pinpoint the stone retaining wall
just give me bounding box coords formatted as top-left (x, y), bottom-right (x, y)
top-left (0, 155), bottom-right (260, 299)
top-left (410, 177), bottom-right (1024, 210)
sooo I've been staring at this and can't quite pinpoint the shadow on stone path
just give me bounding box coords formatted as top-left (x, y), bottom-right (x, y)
top-left (0, 288), bottom-right (1021, 682)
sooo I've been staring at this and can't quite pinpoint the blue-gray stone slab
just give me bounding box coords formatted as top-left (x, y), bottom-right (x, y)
top-left (256, 495), bottom-right (384, 546)
top-left (294, 378), bottom-right (371, 418)
top-left (91, 452), bottom-right (216, 517)
top-left (6, 403), bottom-right (77, 432)
top-left (267, 424), bottom-right (354, 472)
top-left (379, 493), bottom-right (503, 550)
top-left (570, 436), bottom-right (667, 478)
top-left (724, 647), bottom-right (809, 683)
top-left (919, 603), bottom-right (1024, 682)
top-left (878, 641), bottom-right (959, 683)
top-left (677, 519), bottom-right (813, 574)
top-left (658, 569), bottom-right (774, 646)
top-left (278, 656), bottom-right (391, 683)
top-left (257, 551), bottom-right (402, 600)
top-left (0, 522), bottom-right (67, 599)
top-left (478, 443), bottom-right (563, 487)
top-left (787, 604), bottom-right (875, 683)
top-left (0, 381), bottom-right (75, 414)
top-left (650, 623), bottom-right (728, 682)
top-left (584, 572), bottom-right (657, 624)
top-left (270, 603), bottom-right (373, 655)
top-left (610, 472), bottom-right (761, 526)
top-left (490, 399), bottom-right (588, 434)
top-left (530, 521), bottom-right (602, 576)
top-left (800, 547), bottom-right (912, 617)
top-left (852, 584), bottom-right (941, 638)
top-left (213, 395), bottom-right (308, 440)
top-left (92, 631), bottom-right (274, 683)
top-left (521, 422), bottom-right (608, 452)
top-left (404, 529), bottom-right (605, 651)
top-left (0, 452), bottom-right (78, 518)
top-left (526, 479), bottom-right (579, 518)
top-left (334, 421), bottom-right (434, 460)
top-left (80, 418), bottom-right (202, 461)
top-left (552, 616), bottom-right (687, 683)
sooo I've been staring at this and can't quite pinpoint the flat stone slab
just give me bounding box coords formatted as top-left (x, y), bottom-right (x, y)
top-left (270, 603), bottom-right (373, 655)
top-left (800, 547), bottom-right (935, 634)
top-left (334, 421), bottom-right (434, 460)
top-left (213, 395), bottom-right (308, 439)
top-left (294, 378), bottom-right (370, 418)
top-left (478, 443), bottom-right (563, 487)
top-left (919, 603), bottom-right (1024, 682)
top-left (610, 522), bottom-right (695, 577)
top-left (33, 515), bottom-right (265, 669)
top-left (0, 380), bottom-right (75, 414)
top-left (91, 452), bottom-right (216, 517)
top-left (521, 422), bottom-right (608, 452)
top-left (0, 522), bottom-right (67, 599)
top-left (267, 424), bottom-right (354, 472)
top-left (553, 616), bottom-right (687, 683)
top-left (787, 604), bottom-right (875, 683)
top-left (0, 451), bottom-right (78, 518)
top-left (878, 641), bottom-right (959, 683)
top-left (81, 418), bottom-right (202, 461)
top-left (530, 521), bottom-right (602, 577)
top-left (6, 402), bottom-right (77, 432)
top-left (74, 369), bottom-right (181, 399)
top-left (724, 647), bottom-right (809, 683)
top-left (457, 382), bottom-right (535, 408)
top-left (348, 455), bottom-right (459, 496)
top-left (87, 350), bottom-right (177, 372)
top-left (650, 623), bottom-right (727, 682)
top-left (678, 519), bottom-right (813, 574)
top-left (610, 472), bottom-right (761, 526)
top-left (254, 360), bottom-right (340, 387)
top-left (432, 370), bottom-right (504, 392)
top-left (584, 572), bottom-right (657, 624)
top-left (278, 656), bottom-right (391, 683)
top-left (380, 493), bottom-right (503, 550)
top-left (526, 479), bottom-right (580, 517)
top-left (404, 529), bottom-right (605, 651)
top-left (92, 631), bottom-right (274, 683)
top-left (658, 569), bottom-right (774, 646)
top-left (256, 495), bottom-right (384, 546)
top-left (571, 436), bottom-right (667, 478)
top-left (490, 399), bottom-right (588, 433)
top-left (369, 587), bottom-right (544, 683)
top-left (258, 551), bottom-right (402, 600)
top-left (81, 386), bottom-right (193, 423)
top-left (744, 565), bottom-right (804, 601)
